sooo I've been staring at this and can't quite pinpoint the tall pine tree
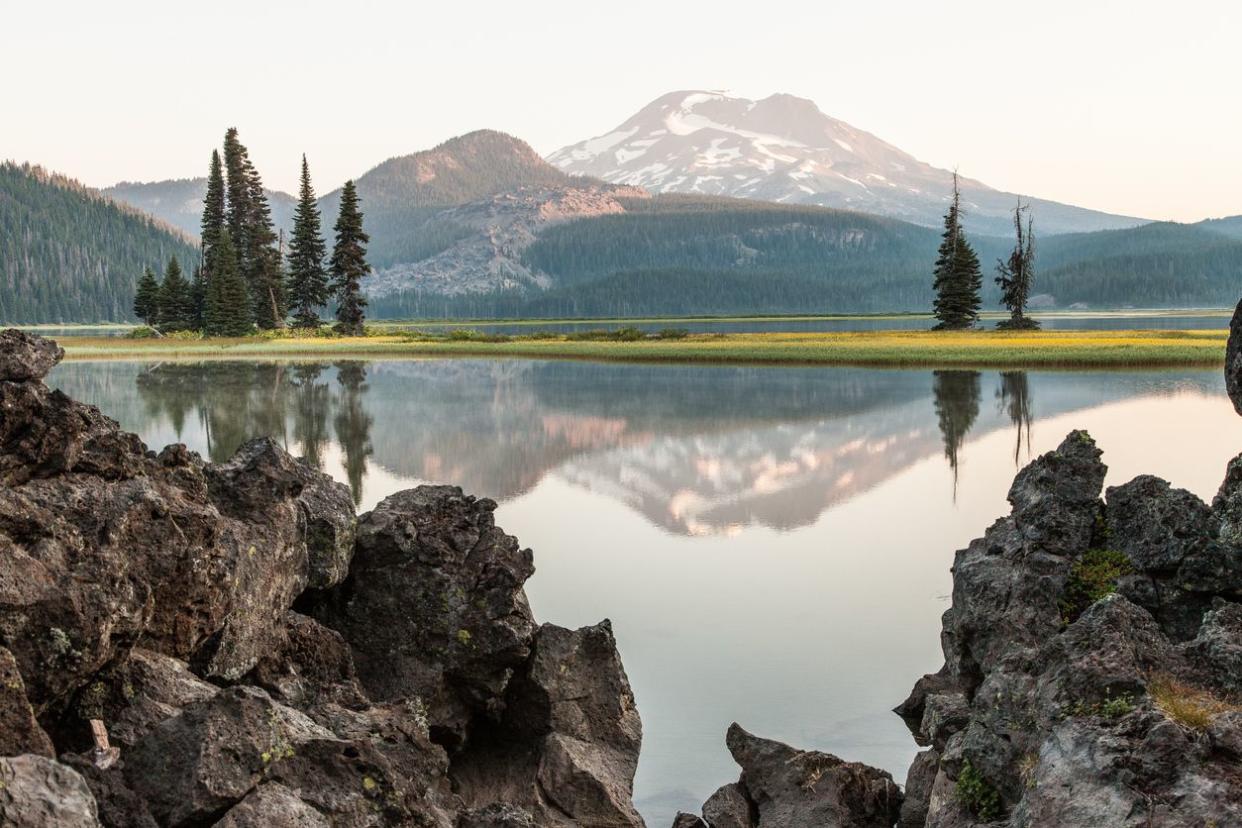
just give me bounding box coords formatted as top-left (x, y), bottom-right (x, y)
top-left (203, 229), bottom-right (251, 336)
top-left (198, 149), bottom-right (227, 333)
top-left (222, 129), bottom-right (252, 246)
top-left (222, 127), bottom-right (285, 328)
top-left (287, 155), bottom-right (331, 329)
top-left (133, 266), bottom-right (161, 326)
top-left (932, 173), bottom-right (983, 330)
top-left (158, 256), bottom-right (194, 331)
top-left (245, 163), bottom-right (286, 328)
top-left (330, 181), bottom-right (370, 336)
top-left (202, 150), bottom-right (226, 253)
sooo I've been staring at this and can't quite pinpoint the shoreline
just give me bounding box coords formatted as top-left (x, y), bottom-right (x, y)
top-left (54, 329), bottom-right (1227, 369)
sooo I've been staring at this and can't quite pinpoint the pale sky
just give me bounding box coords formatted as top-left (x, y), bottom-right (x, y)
top-left (4, 0), bottom-right (1240, 222)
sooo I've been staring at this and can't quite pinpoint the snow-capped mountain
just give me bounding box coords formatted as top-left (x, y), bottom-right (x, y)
top-left (549, 91), bottom-right (1144, 236)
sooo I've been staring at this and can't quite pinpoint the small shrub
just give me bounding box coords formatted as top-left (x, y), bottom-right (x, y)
top-left (126, 326), bottom-right (158, 339)
top-left (565, 326), bottom-right (647, 341)
top-left (447, 328), bottom-right (511, 343)
top-left (164, 329), bottom-right (203, 341)
top-left (1060, 549), bottom-right (1133, 624)
top-left (956, 760), bottom-right (1003, 821)
top-left (1150, 675), bottom-right (1241, 730)
top-left (1069, 688), bottom-right (1135, 719)
top-left (654, 327), bottom-right (690, 339)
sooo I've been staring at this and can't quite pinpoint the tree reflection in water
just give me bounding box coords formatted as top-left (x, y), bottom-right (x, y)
top-left (334, 362), bottom-right (374, 505)
top-left (135, 361), bottom-right (374, 504)
top-left (932, 370), bottom-right (981, 499)
top-left (997, 371), bottom-right (1034, 467)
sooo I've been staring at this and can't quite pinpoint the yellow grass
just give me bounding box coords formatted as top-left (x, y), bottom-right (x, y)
top-left (55, 329), bottom-right (1226, 368)
top-left (1149, 675), bottom-right (1241, 730)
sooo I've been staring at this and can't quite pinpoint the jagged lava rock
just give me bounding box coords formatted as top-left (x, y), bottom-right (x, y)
top-left (0, 331), bottom-right (645, 827)
top-left (306, 485), bottom-right (536, 745)
top-left (453, 620), bottom-right (646, 827)
top-left (1226, 297), bottom-right (1242, 414)
top-left (675, 725), bottom-right (900, 828)
top-left (0, 328), bottom-right (63, 382)
top-left (898, 431), bottom-right (1242, 828)
top-left (0, 646), bottom-right (54, 757)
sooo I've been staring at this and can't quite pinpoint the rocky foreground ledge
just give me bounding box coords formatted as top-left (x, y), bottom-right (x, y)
top-left (0, 328), bottom-right (645, 827)
top-left (2, 327), bottom-right (1241, 827)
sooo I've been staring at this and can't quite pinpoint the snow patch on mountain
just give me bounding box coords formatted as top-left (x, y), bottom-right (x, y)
top-left (548, 90), bottom-right (1145, 235)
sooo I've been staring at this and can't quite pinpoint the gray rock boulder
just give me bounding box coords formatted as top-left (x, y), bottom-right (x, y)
top-left (723, 724), bottom-right (901, 828)
top-left (0, 755), bottom-right (100, 828)
top-left (674, 726), bottom-right (900, 828)
top-left (213, 783), bottom-right (330, 828)
top-left (701, 781), bottom-right (755, 828)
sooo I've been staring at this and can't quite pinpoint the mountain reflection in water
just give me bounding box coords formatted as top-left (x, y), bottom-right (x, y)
top-left (50, 359), bottom-right (1218, 534)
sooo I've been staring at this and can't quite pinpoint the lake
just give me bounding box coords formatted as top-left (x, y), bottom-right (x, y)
top-left (48, 357), bottom-right (1241, 826)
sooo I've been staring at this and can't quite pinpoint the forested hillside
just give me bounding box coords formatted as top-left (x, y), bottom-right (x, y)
top-left (104, 177), bottom-right (297, 240)
top-left (368, 196), bottom-right (1242, 319)
top-left (1199, 216), bottom-right (1242, 240)
top-left (0, 163), bottom-right (199, 323)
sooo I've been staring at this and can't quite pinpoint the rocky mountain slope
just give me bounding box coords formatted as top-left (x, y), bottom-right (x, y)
top-left (103, 178), bottom-right (297, 240)
top-left (319, 130), bottom-right (592, 268)
top-left (549, 91), bottom-right (1145, 237)
top-left (367, 183), bottom-right (646, 298)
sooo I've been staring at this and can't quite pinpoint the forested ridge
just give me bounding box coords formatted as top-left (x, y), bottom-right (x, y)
top-left (0, 162), bottom-right (199, 323)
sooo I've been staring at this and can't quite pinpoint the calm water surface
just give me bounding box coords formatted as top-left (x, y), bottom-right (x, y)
top-left (49, 358), bottom-right (1242, 825)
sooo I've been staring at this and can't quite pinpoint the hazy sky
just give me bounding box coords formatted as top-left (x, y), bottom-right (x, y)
top-left (5, 0), bottom-right (1239, 222)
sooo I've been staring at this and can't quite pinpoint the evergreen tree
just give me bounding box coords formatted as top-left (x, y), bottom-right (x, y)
top-left (287, 155), bottom-right (331, 329)
top-left (133, 266), bottom-right (161, 326)
top-left (932, 173), bottom-right (983, 330)
top-left (203, 229), bottom-right (251, 336)
top-left (157, 256), bottom-right (194, 331)
top-left (330, 181), bottom-right (370, 335)
top-left (190, 263), bottom-right (206, 330)
top-left (222, 129), bottom-right (252, 246)
top-left (244, 164), bottom-right (286, 328)
top-left (221, 127), bottom-right (283, 328)
top-left (995, 200), bottom-right (1039, 330)
top-left (201, 150), bottom-right (226, 253)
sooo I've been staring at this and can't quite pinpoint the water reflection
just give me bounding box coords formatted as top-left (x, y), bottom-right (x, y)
top-left (334, 363), bottom-right (374, 506)
top-left (128, 362), bottom-right (376, 504)
top-left (997, 371), bottom-right (1034, 466)
top-left (54, 360), bottom-right (1221, 529)
top-left (47, 358), bottom-right (1238, 826)
top-left (932, 371), bottom-right (982, 497)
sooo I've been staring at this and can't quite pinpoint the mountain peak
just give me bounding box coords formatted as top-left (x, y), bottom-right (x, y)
top-left (336, 129), bottom-right (572, 215)
top-left (548, 91), bottom-right (1144, 235)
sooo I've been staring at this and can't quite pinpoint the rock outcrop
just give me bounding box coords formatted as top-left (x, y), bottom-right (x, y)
top-left (1227, 297), bottom-right (1242, 414)
top-left (896, 431), bottom-right (1242, 827)
top-left (673, 724), bottom-right (901, 828)
top-left (0, 331), bottom-right (644, 827)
